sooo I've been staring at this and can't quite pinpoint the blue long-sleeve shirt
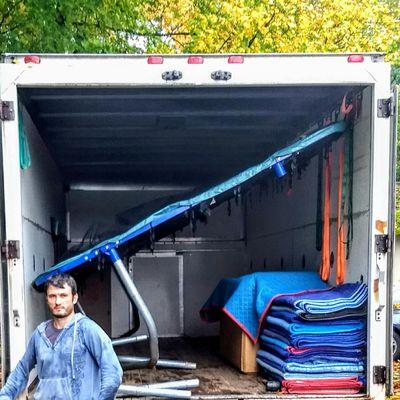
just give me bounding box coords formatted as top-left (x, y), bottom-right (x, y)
top-left (0, 313), bottom-right (122, 400)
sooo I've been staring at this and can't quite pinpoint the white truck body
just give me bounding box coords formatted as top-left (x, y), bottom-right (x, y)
top-left (0, 53), bottom-right (397, 399)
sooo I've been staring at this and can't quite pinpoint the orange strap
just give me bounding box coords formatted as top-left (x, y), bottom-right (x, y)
top-left (336, 139), bottom-right (346, 285)
top-left (319, 150), bottom-right (332, 282)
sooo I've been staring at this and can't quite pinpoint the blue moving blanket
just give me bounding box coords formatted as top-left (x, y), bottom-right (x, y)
top-left (259, 335), bottom-right (365, 362)
top-left (268, 305), bottom-right (367, 322)
top-left (265, 315), bottom-right (366, 335)
top-left (262, 328), bottom-right (366, 349)
top-left (269, 304), bottom-right (367, 321)
top-left (256, 358), bottom-right (364, 380)
top-left (257, 282), bottom-right (367, 387)
top-left (261, 344), bottom-right (364, 364)
top-left (200, 271), bottom-right (327, 343)
top-left (257, 350), bottom-right (364, 374)
top-left (272, 283), bottom-right (367, 315)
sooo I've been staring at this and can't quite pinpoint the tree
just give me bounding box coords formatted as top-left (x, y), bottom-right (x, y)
top-left (140, 0), bottom-right (400, 64)
top-left (1, 0), bottom-right (399, 62)
top-left (2, 0), bottom-right (400, 235)
top-left (0, 0), bottom-right (157, 53)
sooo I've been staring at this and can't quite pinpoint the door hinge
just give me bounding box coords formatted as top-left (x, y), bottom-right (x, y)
top-left (377, 97), bottom-right (394, 118)
top-left (373, 365), bottom-right (387, 384)
top-left (375, 234), bottom-right (389, 253)
top-left (0, 101), bottom-right (15, 121)
top-left (1, 240), bottom-right (20, 259)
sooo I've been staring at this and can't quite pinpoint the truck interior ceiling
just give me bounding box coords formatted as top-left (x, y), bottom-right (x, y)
top-left (19, 84), bottom-right (372, 397)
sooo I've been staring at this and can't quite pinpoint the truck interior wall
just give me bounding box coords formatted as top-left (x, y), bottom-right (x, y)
top-left (20, 106), bottom-right (66, 337)
top-left (344, 86), bottom-right (372, 284)
top-left (69, 189), bottom-right (248, 337)
top-left (159, 195), bottom-right (248, 337)
top-left (244, 154), bottom-right (322, 271)
top-left (67, 190), bottom-right (184, 335)
top-left (245, 86), bottom-right (372, 286)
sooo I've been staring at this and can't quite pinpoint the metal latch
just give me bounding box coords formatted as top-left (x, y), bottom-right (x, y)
top-left (375, 234), bottom-right (388, 320)
top-left (211, 70), bottom-right (232, 81)
top-left (1, 240), bottom-right (20, 259)
top-left (162, 70), bottom-right (183, 81)
top-left (375, 234), bottom-right (389, 253)
top-left (377, 97), bottom-right (393, 118)
top-left (0, 101), bottom-right (15, 121)
top-left (12, 310), bottom-right (20, 327)
top-left (373, 365), bottom-right (387, 384)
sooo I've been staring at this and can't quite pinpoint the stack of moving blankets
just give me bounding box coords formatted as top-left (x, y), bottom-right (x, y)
top-left (257, 283), bottom-right (367, 394)
top-left (200, 271), bottom-right (327, 342)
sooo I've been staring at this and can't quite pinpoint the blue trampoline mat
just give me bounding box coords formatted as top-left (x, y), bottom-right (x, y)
top-left (33, 121), bottom-right (346, 288)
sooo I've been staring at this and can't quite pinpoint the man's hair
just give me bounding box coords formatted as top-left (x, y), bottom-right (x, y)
top-left (44, 273), bottom-right (78, 295)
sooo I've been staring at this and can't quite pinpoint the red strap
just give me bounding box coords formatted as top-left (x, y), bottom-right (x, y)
top-left (319, 150), bottom-right (332, 282)
top-left (336, 138), bottom-right (346, 285)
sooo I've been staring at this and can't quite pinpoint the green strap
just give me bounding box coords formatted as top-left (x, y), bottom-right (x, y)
top-left (340, 125), bottom-right (354, 259)
top-left (18, 111), bottom-right (31, 169)
top-left (345, 124), bottom-right (354, 259)
top-left (338, 126), bottom-right (354, 259)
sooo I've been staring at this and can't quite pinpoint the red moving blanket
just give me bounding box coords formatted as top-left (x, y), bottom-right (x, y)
top-left (282, 377), bottom-right (363, 394)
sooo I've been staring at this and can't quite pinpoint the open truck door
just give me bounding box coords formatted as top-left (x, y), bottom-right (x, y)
top-left (0, 67), bottom-right (26, 385)
top-left (387, 85), bottom-right (398, 395)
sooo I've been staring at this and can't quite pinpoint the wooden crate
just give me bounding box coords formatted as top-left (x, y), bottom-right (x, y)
top-left (219, 313), bottom-right (259, 373)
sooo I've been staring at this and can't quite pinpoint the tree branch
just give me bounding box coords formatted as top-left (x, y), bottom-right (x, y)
top-left (0, 22), bottom-right (21, 35)
top-left (248, 32), bottom-right (259, 48)
top-left (0, 0), bottom-right (23, 30)
top-left (218, 34), bottom-right (232, 52)
top-left (248, 3), bottom-right (276, 48)
top-left (71, 20), bottom-right (191, 37)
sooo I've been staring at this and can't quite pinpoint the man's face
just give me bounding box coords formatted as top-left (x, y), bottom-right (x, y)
top-left (46, 284), bottom-right (78, 319)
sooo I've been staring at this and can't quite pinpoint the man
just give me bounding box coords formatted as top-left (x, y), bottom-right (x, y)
top-left (0, 273), bottom-right (123, 400)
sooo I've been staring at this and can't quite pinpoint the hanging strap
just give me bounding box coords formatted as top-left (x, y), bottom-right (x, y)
top-left (18, 110), bottom-right (32, 169)
top-left (315, 151), bottom-right (323, 251)
top-left (345, 124), bottom-right (354, 259)
top-left (319, 148), bottom-right (332, 282)
top-left (336, 137), bottom-right (346, 285)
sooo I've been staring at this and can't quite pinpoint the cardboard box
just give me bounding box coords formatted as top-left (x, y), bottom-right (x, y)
top-left (219, 313), bottom-right (259, 373)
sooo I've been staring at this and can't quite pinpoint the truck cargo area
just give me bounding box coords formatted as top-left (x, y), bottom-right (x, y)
top-left (18, 83), bottom-right (372, 398)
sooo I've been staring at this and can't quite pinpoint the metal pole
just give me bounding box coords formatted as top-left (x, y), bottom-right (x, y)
top-left (112, 334), bottom-right (148, 346)
top-left (118, 356), bottom-right (197, 370)
top-left (108, 248), bottom-right (159, 367)
top-left (117, 385), bottom-right (192, 399)
top-left (142, 379), bottom-right (200, 390)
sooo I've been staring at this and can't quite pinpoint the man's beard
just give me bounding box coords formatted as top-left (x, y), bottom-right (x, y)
top-left (51, 307), bottom-right (72, 319)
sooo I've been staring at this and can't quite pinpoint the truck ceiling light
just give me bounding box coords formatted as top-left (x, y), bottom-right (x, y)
top-left (228, 55), bottom-right (244, 64)
top-left (24, 55), bottom-right (41, 64)
top-left (147, 56), bottom-right (164, 64)
top-left (188, 56), bottom-right (204, 64)
top-left (347, 54), bottom-right (364, 63)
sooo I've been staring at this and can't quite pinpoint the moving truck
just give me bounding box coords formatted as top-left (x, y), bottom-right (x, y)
top-left (0, 53), bottom-right (397, 399)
